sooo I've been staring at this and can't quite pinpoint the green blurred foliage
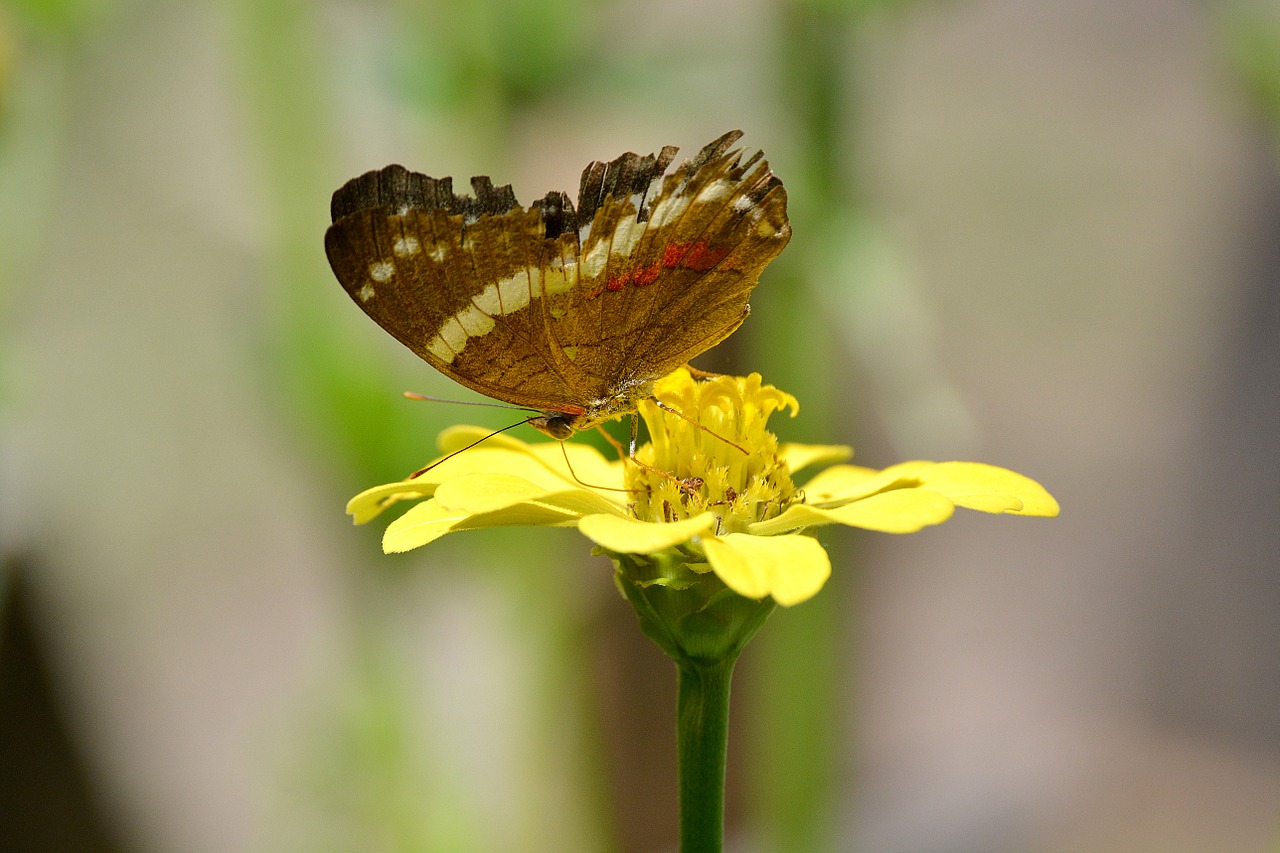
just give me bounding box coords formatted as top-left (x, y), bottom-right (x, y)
top-left (393, 0), bottom-right (592, 114)
top-left (234, 0), bottom-right (603, 485)
top-left (5, 0), bottom-right (110, 38)
top-left (1222, 1), bottom-right (1280, 143)
top-left (231, 2), bottom-right (617, 850)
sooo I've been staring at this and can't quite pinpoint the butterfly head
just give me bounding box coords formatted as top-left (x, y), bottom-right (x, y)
top-left (526, 377), bottom-right (656, 439)
top-left (526, 413), bottom-right (578, 440)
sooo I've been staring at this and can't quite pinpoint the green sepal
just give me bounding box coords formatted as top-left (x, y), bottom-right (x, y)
top-left (602, 547), bottom-right (776, 665)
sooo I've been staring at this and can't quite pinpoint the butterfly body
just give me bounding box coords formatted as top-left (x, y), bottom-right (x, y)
top-left (325, 130), bottom-right (790, 438)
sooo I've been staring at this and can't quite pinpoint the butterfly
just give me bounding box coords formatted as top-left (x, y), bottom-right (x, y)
top-left (324, 130), bottom-right (790, 440)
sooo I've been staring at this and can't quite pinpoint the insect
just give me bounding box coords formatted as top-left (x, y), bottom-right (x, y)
top-left (324, 130), bottom-right (790, 441)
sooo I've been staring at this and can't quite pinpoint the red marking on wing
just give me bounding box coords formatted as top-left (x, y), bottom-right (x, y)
top-left (662, 242), bottom-right (688, 268)
top-left (633, 264), bottom-right (660, 287)
top-left (560, 405), bottom-right (586, 415)
top-left (684, 242), bottom-right (730, 271)
top-left (589, 242), bottom-right (737, 300)
top-left (661, 241), bottom-right (731, 271)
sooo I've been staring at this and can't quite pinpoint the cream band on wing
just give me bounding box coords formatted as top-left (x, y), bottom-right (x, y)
top-left (425, 260), bottom-right (579, 364)
top-left (578, 178), bottom-right (737, 279)
top-left (411, 171), bottom-right (762, 365)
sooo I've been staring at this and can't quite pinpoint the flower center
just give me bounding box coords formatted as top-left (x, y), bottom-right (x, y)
top-left (625, 370), bottom-right (799, 536)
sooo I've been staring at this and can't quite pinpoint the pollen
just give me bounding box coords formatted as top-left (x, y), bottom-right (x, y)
top-left (626, 370), bottom-right (799, 536)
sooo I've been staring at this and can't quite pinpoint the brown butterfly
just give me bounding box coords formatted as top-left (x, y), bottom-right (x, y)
top-left (324, 130), bottom-right (790, 440)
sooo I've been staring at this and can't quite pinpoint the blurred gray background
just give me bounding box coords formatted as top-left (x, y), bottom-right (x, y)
top-left (2, 0), bottom-right (1278, 851)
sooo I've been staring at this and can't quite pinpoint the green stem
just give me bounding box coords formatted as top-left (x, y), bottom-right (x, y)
top-left (677, 657), bottom-right (737, 853)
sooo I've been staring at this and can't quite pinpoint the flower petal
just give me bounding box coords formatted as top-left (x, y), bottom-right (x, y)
top-left (347, 482), bottom-right (435, 525)
top-left (578, 512), bottom-right (717, 554)
top-left (800, 461), bottom-right (932, 506)
top-left (382, 498), bottom-right (580, 553)
top-left (437, 425), bottom-right (624, 490)
top-left (525, 442), bottom-right (627, 490)
top-left (915, 462), bottom-right (1060, 516)
top-left (536, 488), bottom-right (632, 518)
top-left (412, 448), bottom-right (573, 490)
top-left (702, 533), bottom-right (831, 606)
top-left (352, 441), bottom-right (622, 523)
top-left (382, 500), bottom-right (471, 552)
top-left (750, 488), bottom-right (956, 535)
top-left (778, 443), bottom-right (853, 476)
top-left (432, 474), bottom-right (550, 513)
top-left (433, 474), bottom-right (623, 517)
top-left (436, 425), bottom-right (531, 454)
top-left (348, 449), bottom-right (564, 524)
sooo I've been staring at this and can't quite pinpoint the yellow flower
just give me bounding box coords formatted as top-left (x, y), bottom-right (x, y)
top-left (347, 369), bottom-right (1058, 608)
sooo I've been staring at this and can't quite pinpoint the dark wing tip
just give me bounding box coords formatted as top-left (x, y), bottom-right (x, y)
top-left (689, 130), bottom-right (744, 171)
top-left (327, 130), bottom-right (767, 238)
top-left (576, 146), bottom-right (675, 226)
top-left (329, 164), bottom-right (523, 224)
top-left (529, 190), bottom-right (575, 239)
top-left (574, 130), bottom-right (764, 225)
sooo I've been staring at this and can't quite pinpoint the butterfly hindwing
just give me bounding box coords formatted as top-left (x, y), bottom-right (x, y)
top-left (548, 131), bottom-right (791, 390)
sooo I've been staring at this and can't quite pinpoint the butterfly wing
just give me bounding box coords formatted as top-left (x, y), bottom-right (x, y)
top-left (325, 168), bottom-right (589, 413)
top-left (324, 131), bottom-right (790, 415)
top-left (548, 130), bottom-right (791, 391)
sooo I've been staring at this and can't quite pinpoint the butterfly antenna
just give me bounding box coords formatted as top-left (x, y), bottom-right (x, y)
top-left (407, 420), bottom-right (530, 479)
top-left (403, 391), bottom-right (541, 416)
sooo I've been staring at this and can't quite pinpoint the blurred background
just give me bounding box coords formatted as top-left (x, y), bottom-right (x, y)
top-left (2, 0), bottom-right (1279, 850)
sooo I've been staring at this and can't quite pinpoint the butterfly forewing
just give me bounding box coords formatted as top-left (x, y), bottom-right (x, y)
top-left (325, 180), bottom-right (586, 412)
top-left (324, 131), bottom-right (790, 427)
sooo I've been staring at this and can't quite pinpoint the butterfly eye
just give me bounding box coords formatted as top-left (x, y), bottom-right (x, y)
top-left (528, 414), bottom-right (576, 441)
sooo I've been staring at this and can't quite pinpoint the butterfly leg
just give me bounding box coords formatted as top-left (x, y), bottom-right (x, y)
top-left (595, 423), bottom-right (629, 460)
top-left (594, 421), bottom-right (713, 502)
